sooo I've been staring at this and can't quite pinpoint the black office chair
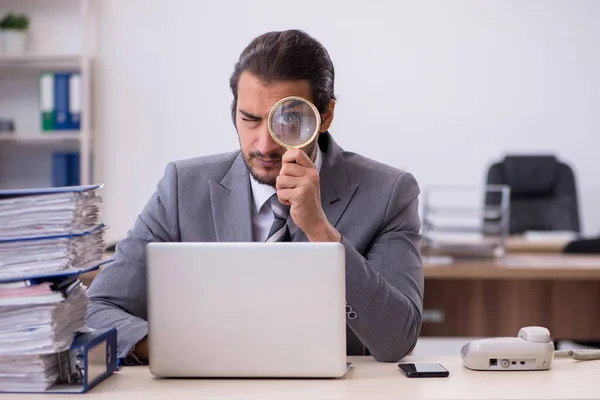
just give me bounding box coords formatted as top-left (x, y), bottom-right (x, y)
top-left (485, 155), bottom-right (580, 235)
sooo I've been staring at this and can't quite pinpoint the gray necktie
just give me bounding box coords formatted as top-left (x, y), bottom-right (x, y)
top-left (266, 194), bottom-right (290, 242)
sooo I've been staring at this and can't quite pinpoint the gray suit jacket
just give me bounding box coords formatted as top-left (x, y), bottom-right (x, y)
top-left (87, 132), bottom-right (424, 362)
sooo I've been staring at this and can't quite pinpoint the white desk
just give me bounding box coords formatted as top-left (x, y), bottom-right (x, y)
top-left (15, 355), bottom-right (600, 399)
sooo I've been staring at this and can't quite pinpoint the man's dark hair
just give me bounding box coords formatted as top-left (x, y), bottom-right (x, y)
top-left (229, 29), bottom-right (336, 125)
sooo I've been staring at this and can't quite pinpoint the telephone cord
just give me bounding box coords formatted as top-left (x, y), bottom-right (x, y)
top-left (554, 349), bottom-right (600, 361)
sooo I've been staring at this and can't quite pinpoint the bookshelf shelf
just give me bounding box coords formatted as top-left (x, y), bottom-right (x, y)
top-left (0, 132), bottom-right (81, 143)
top-left (0, 54), bottom-right (83, 69)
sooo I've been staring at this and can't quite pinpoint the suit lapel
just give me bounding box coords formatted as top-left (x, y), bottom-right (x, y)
top-left (209, 153), bottom-right (253, 242)
top-left (289, 133), bottom-right (359, 242)
top-left (321, 184), bottom-right (359, 227)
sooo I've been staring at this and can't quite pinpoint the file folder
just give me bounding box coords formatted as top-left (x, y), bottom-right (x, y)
top-left (51, 152), bottom-right (70, 187)
top-left (0, 258), bottom-right (113, 285)
top-left (2, 328), bottom-right (118, 394)
top-left (68, 72), bottom-right (82, 130)
top-left (0, 184), bottom-right (101, 197)
top-left (54, 73), bottom-right (70, 130)
top-left (0, 222), bottom-right (105, 243)
top-left (69, 152), bottom-right (81, 186)
top-left (0, 185), bottom-right (108, 283)
top-left (51, 152), bottom-right (81, 187)
top-left (39, 72), bottom-right (55, 131)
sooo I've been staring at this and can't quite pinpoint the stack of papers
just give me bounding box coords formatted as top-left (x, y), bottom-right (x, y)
top-left (0, 185), bottom-right (108, 392)
top-left (0, 352), bottom-right (76, 392)
top-left (0, 185), bottom-right (107, 281)
top-left (0, 188), bottom-right (101, 240)
top-left (0, 225), bottom-right (106, 281)
top-left (0, 280), bottom-right (88, 355)
top-left (0, 280), bottom-right (86, 391)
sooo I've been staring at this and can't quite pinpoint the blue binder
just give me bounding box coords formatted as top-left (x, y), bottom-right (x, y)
top-left (51, 152), bottom-right (69, 187)
top-left (0, 185), bottom-right (110, 284)
top-left (0, 184), bottom-right (101, 197)
top-left (69, 153), bottom-right (81, 186)
top-left (0, 223), bottom-right (105, 243)
top-left (0, 258), bottom-right (112, 285)
top-left (3, 328), bottom-right (118, 394)
top-left (54, 73), bottom-right (71, 131)
top-left (51, 152), bottom-right (80, 187)
top-left (67, 72), bottom-right (82, 131)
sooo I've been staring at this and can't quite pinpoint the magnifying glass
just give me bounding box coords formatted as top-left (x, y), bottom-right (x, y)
top-left (267, 96), bottom-right (321, 150)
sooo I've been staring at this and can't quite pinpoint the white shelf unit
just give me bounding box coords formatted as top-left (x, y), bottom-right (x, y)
top-left (0, 0), bottom-right (94, 189)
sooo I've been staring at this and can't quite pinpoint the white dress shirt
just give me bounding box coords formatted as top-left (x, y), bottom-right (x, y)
top-left (250, 147), bottom-right (323, 242)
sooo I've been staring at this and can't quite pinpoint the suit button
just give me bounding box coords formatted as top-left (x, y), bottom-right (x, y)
top-left (348, 311), bottom-right (357, 320)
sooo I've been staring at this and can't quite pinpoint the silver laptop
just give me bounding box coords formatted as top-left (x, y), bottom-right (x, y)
top-left (146, 242), bottom-right (347, 378)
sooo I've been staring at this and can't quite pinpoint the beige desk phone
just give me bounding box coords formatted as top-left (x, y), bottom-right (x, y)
top-left (461, 326), bottom-right (600, 371)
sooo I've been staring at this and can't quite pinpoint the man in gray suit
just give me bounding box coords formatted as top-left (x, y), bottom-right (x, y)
top-left (87, 29), bottom-right (424, 364)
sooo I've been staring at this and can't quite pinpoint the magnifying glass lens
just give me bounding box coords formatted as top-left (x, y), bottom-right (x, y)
top-left (270, 98), bottom-right (319, 148)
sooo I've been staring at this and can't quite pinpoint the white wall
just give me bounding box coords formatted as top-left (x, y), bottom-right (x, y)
top-left (94, 0), bottom-right (600, 243)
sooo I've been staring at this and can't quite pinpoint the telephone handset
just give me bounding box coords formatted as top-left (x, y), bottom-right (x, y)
top-left (461, 326), bottom-right (600, 371)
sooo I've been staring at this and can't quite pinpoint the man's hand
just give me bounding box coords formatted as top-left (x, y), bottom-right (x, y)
top-left (133, 336), bottom-right (149, 362)
top-left (276, 149), bottom-right (341, 243)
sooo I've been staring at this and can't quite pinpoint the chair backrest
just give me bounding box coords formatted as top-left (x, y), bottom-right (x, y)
top-left (485, 155), bottom-right (580, 235)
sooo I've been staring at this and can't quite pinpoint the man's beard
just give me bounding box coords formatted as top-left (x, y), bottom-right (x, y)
top-left (242, 139), bottom-right (318, 187)
top-left (243, 151), bottom-right (281, 187)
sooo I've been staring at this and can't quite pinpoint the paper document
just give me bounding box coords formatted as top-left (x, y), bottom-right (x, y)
top-left (0, 184), bottom-right (108, 393)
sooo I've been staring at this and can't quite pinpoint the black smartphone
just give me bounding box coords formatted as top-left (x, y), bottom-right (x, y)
top-left (398, 363), bottom-right (449, 378)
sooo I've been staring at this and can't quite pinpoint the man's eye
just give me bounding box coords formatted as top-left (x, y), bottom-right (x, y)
top-left (279, 113), bottom-right (300, 124)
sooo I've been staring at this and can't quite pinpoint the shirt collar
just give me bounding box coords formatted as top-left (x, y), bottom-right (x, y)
top-left (250, 146), bottom-right (324, 213)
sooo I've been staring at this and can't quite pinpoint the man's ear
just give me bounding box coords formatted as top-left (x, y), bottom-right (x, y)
top-left (319, 100), bottom-right (336, 132)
